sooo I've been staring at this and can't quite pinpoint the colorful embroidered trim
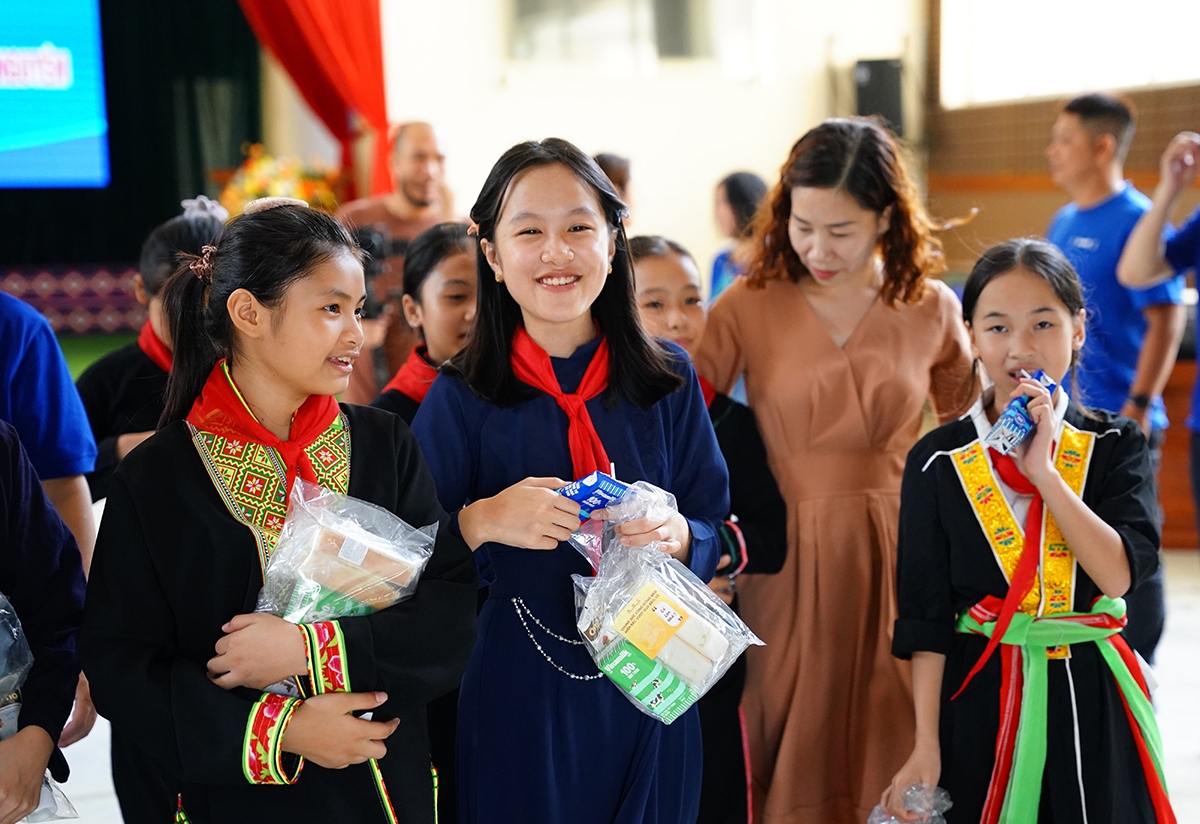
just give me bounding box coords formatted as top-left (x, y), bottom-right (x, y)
top-left (242, 694), bottom-right (305, 786)
top-left (949, 422), bottom-right (1094, 629)
top-left (432, 763), bottom-right (440, 824)
top-left (188, 413), bottom-right (351, 576)
top-left (369, 758), bottom-right (401, 824)
top-left (301, 620), bottom-right (350, 694)
top-left (174, 794), bottom-right (192, 824)
top-left (957, 597), bottom-right (1175, 824)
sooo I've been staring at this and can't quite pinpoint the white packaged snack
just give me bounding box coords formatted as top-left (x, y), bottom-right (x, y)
top-left (256, 479), bottom-right (437, 623)
top-left (569, 483), bottom-right (763, 724)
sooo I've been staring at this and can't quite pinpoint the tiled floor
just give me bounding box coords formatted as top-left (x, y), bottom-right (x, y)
top-left (1159, 549), bottom-right (1200, 823)
top-left (56, 552), bottom-right (1200, 823)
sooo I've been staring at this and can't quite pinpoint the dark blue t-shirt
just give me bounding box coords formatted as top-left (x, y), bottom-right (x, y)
top-left (0, 292), bottom-right (97, 478)
top-left (1163, 204), bottom-right (1200, 431)
top-left (1047, 183), bottom-right (1185, 430)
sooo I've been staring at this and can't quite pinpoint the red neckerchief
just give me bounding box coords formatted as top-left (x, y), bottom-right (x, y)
top-left (136, 320), bottom-right (173, 373)
top-left (951, 447), bottom-right (1047, 700)
top-left (510, 325), bottom-right (611, 478)
top-left (186, 360), bottom-right (340, 495)
top-left (381, 344), bottom-right (439, 404)
top-left (698, 376), bottom-right (717, 409)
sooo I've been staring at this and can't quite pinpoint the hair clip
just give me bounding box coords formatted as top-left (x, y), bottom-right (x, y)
top-left (180, 195), bottom-right (230, 222)
top-left (190, 245), bottom-right (218, 281)
top-left (244, 196), bottom-right (309, 214)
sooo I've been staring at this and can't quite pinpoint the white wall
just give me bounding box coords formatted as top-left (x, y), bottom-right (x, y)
top-left (264, 0), bottom-right (927, 287)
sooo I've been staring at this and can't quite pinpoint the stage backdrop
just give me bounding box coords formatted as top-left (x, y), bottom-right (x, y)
top-left (0, 0), bottom-right (260, 266)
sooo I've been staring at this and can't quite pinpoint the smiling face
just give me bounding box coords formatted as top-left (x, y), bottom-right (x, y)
top-left (788, 186), bottom-right (888, 287)
top-left (402, 249), bottom-right (477, 364)
top-left (481, 163), bottom-right (615, 343)
top-left (968, 266), bottom-right (1085, 410)
top-left (247, 250), bottom-right (367, 399)
top-left (634, 250), bottom-right (706, 355)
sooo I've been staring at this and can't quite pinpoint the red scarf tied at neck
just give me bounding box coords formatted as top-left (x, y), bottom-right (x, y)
top-left (137, 320), bottom-right (173, 373)
top-left (381, 345), bottom-right (440, 404)
top-left (186, 360), bottom-right (340, 495)
top-left (510, 326), bottom-right (611, 479)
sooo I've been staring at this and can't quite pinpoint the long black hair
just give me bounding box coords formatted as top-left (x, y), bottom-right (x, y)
top-left (961, 237), bottom-right (1090, 406)
top-left (158, 204), bottom-right (363, 427)
top-left (403, 222), bottom-right (475, 302)
top-left (139, 208), bottom-right (226, 297)
top-left (449, 138), bottom-right (683, 408)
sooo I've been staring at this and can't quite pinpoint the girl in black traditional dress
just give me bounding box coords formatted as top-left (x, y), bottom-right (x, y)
top-left (80, 198), bottom-right (476, 824)
top-left (883, 238), bottom-right (1174, 823)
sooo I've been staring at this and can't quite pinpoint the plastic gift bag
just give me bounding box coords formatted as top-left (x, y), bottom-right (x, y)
top-left (22, 777), bottom-right (78, 821)
top-left (0, 593), bottom-right (78, 821)
top-left (571, 537), bottom-right (763, 724)
top-left (256, 479), bottom-right (438, 624)
top-left (563, 476), bottom-right (678, 571)
top-left (866, 784), bottom-right (952, 824)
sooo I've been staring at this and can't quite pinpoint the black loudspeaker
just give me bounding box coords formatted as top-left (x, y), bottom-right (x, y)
top-left (854, 59), bottom-right (904, 137)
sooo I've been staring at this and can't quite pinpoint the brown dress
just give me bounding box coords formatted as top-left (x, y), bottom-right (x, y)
top-left (694, 275), bottom-right (974, 824)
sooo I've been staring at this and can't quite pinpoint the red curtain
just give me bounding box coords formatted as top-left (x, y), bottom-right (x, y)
top-left (238, 0), bottom-right (392, 197)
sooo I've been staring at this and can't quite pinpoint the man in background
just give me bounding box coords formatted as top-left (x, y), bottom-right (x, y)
top-left (338, 122), bottom-right (454, 402)
top-left (1046, 92), bottom-right (1186, 664)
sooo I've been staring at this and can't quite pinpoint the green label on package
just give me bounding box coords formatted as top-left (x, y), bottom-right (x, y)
top-left (282, 580), bottom-right (376, 623)
top-left (599, 639), bottom-right (698, 724)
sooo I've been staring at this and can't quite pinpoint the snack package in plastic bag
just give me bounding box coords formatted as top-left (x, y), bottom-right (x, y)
top-left (256, 479), bottom-right (438, 624)
top-left (571, 539), bottom-right (763, 724)
top-left (563, 476), bottom-right (678, 571)
top-left (866, 784), bottom-right (952, 824)
top-left (0, 593), bottom-right (78, 821)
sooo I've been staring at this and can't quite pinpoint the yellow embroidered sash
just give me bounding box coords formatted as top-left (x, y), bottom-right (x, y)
top-left (189, 414), bottom-right (352, 576)
top-left (950, 422), bottom-right (1096, 656)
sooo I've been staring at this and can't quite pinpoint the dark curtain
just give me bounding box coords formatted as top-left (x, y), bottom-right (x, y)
top-left (0, 0), bottom-right (260, 265)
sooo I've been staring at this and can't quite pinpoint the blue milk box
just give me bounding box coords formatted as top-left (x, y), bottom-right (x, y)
top-left (558, 471), bottom-right (629, 520)
top-left (983, 369), bottom-right (1058, 455)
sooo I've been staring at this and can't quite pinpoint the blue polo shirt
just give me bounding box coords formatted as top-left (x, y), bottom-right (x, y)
top-left (1162, 204), bottom-right (1200, 431)
top-left (1047, 183), bottom-right (1185, 430)
top-left (0, 292), bottom-right (97, 479)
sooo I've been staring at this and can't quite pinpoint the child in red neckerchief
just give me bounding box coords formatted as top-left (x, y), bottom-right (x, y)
top-left (80, 198), bottom-right (477, 824)
top-left (629, 234), bottom-right (786, 824)
top-left (371, 222), bottom-right (477, 426)
top-left (884, 238), bottom-right (1173, 824)
top-left (412, 139), bottom-right (729, 824)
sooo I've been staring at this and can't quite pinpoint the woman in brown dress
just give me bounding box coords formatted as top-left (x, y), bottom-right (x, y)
top-left (694, 118), bottom-right (976, 824)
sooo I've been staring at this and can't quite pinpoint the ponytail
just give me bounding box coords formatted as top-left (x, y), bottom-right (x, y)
top-left (158, 260), bottom-right (220, 427)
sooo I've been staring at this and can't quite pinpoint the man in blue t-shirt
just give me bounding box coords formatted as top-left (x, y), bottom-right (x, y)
top-left (1046, 94), bottom-right (1186, 664)
top-left (0, 291), bottom-right (99, 570)
top-left (0, 292), bottom-right (99, 747)
top-left (1118, 127), bottom-right (1200, 553)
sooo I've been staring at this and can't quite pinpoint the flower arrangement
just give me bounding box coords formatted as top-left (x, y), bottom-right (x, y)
top-left (218, 144), bottom-right (340, 215)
